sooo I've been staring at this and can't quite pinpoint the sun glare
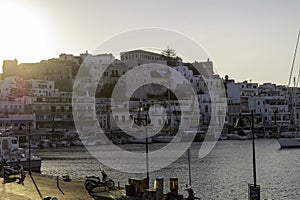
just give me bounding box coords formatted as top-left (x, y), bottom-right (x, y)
top-left (0, 1), bottom-right (55, 69)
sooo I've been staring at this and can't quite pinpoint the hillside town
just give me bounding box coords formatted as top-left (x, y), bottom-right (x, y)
top-left (0, 49), bottom-right (299, 145)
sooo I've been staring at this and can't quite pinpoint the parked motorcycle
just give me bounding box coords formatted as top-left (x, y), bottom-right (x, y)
top-left (84, 168), bottom-right (115, 193)
top-left (186, 187), bottom-right (200, 200)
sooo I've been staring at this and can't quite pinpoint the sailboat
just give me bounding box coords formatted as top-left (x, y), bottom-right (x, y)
top-left (277, 28), bottom-right (300, 148)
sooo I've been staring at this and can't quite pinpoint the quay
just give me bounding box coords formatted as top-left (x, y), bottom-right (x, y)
top-left (1, 172), bottom-right (188, 200)
top-left (0, 172), bottom-right (93, 200)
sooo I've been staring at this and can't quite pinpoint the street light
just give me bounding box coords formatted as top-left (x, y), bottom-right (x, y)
top-left (27, 121), bottom-right (32, 175)
top-left (234, 110), bottom-right (260, 200)
top-left (135, 101), bottom-right (150, 189)
top-left (273, 109), bottom-right (279, 135)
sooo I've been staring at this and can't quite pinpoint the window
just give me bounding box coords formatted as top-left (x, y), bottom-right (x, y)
top-left (205, 105), bottom-right (208, 113)
top-left (158, 119), bottom-right (162, 125)
top-left (114, 115), bottom-right (119, 121)
top-left (51, 106), bottom-right (56, 112)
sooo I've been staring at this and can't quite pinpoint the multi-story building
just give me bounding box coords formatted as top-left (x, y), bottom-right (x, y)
top-left (0, 96), bottom-right (25, 116)
top-left (99, 59), bottom-right (129, 88)
top-left (0, 76), bottom-right (25, 97)
top-left (25, 80), bottom-right (56, 96)
top-left (25, 92), bottom-right (74, 129)
top-left (120, 49), bottom-right (167, 68)
top-left (248, 96), bottom-right (289, 125)
top-left (190, 59), bottom-right (214, 77)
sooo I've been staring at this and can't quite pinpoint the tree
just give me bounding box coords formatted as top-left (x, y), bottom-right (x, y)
top-left (161, 47), bottom-right (176, 58)
top-left (161, 47), bottom-right (181, 67)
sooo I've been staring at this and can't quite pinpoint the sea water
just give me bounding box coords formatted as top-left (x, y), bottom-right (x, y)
top-left (37, 139), bottom-right (300, 199)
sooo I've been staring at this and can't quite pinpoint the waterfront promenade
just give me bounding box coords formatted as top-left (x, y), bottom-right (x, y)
top-left (0, 172), bottom-right (93, 200)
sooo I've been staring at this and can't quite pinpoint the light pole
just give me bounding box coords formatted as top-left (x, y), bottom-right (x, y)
top-left (28, 121), bottom-right (32, 175)
top-left (135, 102), bottom-right (150, 189)
top-left (235, 110), bottom-right (260, 200)
top-left (273, 109), bottom-right (278, 126)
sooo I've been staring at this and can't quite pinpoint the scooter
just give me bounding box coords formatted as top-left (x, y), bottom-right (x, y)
top-left (84, 167), bottom-right (115, 193)
top-left (185, 187), bottom-right (200, 200)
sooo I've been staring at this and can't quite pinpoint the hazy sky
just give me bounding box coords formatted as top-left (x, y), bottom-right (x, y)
top-left (0, 0), bottom-right (299, 85)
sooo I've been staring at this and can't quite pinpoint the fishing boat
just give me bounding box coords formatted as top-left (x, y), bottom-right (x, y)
top-left (0, 136), bottom-right (41, 173)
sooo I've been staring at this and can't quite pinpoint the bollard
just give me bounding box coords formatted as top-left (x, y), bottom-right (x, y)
top-left (154, 178), bottom-right (164, 200)
top-left (169, 178), bottom-right (178, 194)
top-left (56, 176), bottom-right (59, 188)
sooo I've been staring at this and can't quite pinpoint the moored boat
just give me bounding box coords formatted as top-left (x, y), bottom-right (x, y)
top-left (0, 136), bottom-right (41, 173)
top-left (277, 137), bottom-right (300, 148)
top-left (127, 137), bottom-right (153, 144)
top-left (152, 135), bottom-right (180, 143)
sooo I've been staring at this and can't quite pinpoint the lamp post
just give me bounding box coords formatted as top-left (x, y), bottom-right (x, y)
top-left (136, 101), bottom-right (150, 189)
top-left (28, 121), bottom-right (32, 175)
top-left (273, 109), bottom-right (279, 136)
top-left (235, 110), bottom-right (260, 200)
top-left (273, 109), bottom-right (278, 126)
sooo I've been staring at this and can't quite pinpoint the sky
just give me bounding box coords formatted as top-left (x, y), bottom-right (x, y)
top-left (0, 0), bottom-right (300, 85)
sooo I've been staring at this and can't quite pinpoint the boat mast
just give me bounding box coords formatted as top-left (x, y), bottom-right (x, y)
top-left (285, 29), bottom-right (300, 130)
top-left (288, 28), bottom-right (300, 87)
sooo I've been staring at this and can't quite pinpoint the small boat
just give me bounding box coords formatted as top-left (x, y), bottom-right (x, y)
top-left (71, 139), bottom-right (84, 146)
top-left (81, 139), bottom-right (97, 146)
top-left (127, 137), bottom-right (153, 144)
top-left (277, 138), bottom-right (300, 148)
top-left (0, 136), bottom-right (41, 173)
top-left (38, 139), bottom-right (52, 148)
top-left (227, 133), bottom-right (251, 140)
top-left (219, 135), bottom-right (228, 140)
top-left (180, 130), bottom-right (206, 142)
top-left (152, 135), bottom-right (180, 143)
top-left (56, 140), bottom-right (71, 147)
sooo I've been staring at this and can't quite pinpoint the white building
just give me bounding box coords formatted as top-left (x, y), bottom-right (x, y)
top-left (0, 76), bottom-right (25, 97)
top-left (25, 80), bottom-right (56, 96)
top-left (249, 96), bottom-right (290, 126)
top-left (173, 65), bottom-right (193, 79)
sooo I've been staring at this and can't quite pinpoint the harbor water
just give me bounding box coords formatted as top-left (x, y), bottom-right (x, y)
top-left (37, 139), bottom-right (300, 199)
